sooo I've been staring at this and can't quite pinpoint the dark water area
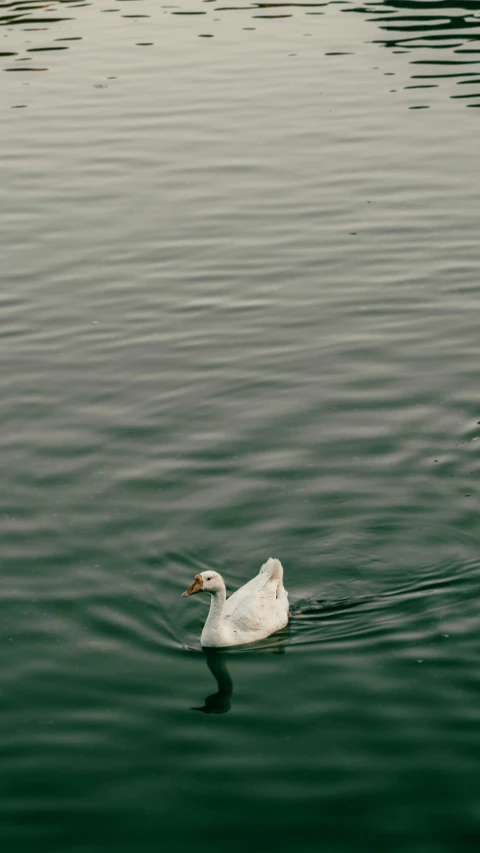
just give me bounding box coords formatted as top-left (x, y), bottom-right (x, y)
top-left (1, 1), bottom-right (480, 852)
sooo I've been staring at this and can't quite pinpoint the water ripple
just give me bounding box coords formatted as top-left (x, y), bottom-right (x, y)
top-left (1, 0), bottom-right (480, 107)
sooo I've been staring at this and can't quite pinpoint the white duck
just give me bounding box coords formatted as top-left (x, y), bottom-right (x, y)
top-left (183, 557), bottom-right (289, 648)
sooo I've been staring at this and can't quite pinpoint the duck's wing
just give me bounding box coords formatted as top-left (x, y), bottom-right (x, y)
top-left (224, 558), bottom-right (283, 615)
top-left (224, 558), bottom-right (286, 632)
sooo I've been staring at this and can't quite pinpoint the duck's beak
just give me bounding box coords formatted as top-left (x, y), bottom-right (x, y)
top-left (182, 574), bottom-right (203, 597)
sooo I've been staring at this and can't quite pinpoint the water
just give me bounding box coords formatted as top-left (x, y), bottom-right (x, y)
top-left (2, 1), bottom-right (480, 851)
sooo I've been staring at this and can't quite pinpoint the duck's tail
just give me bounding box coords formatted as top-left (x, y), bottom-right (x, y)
top-left (259, 557), bottom-right (284, 584)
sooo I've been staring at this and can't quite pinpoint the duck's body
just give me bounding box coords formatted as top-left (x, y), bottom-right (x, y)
top-left (183, 558), bottom-right (289, 648)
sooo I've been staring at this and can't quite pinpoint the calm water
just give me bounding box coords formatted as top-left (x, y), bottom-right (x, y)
top-left (2, 1), bottom-right (480, 851)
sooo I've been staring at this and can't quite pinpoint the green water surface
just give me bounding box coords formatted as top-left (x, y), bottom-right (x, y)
top-left (1, 1), bottom-right (480, 851)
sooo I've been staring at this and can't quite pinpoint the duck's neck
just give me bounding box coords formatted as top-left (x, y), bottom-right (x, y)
top-left (202, 586), bottom-right (228, 647)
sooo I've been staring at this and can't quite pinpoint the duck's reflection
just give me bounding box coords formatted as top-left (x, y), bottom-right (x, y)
top-left (191, 633), bottom-right (288, 714)
top-left (192, 650), bottom-right (233, 714)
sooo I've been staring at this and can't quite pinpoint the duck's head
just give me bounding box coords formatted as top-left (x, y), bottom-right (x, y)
top-left (182, 571), bottom-right (224, 596)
